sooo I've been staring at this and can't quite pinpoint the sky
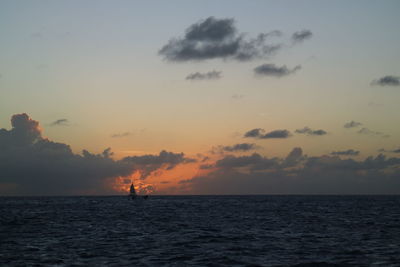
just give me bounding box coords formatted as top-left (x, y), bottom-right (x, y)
top-left (0, 0), bottom-right (400, 195)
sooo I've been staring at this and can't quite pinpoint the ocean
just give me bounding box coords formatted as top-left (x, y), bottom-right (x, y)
top-left (1, 195), bottom-right (400, 266)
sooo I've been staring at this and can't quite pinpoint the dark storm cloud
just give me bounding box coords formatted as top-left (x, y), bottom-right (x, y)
top-left (49, 119), bottom-right (69, 126)
top-left (180, 148), bottom-right (400, 195)
top-left (291, 30), bottom-right (313, 43)
top-left (371, 75), bottom-right (400, 86)
top-left (331, 149), bottom-right (360, 156)
top-left (295, 127), bottom-right (327, 136)
top-left (254, 64), bottom-right (301, 77)
top-left (244, 128), bottom-right (291, 139)
top-left (344, 121), bottom-right (362, 129)
top-left (186, 70), bottom-right (221, 81)
top-left (358, 128), bottom-right (390, 138)
top-left (0, 114), bottom-right (193, 195)
top-left (159, 17), bottom-right (283, 62)
top-left (111, 132), bottom-right (132, 138)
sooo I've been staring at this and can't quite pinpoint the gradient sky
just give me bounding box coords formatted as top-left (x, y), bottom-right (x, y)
top-left (1, 0), bottom-right (399, 195)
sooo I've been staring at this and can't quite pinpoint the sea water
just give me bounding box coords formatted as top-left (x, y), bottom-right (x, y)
top-left (1, 195), bottom-right (400, 266)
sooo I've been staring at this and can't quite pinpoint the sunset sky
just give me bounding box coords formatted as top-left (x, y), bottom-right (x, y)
top-left (1, 0), bottom-right (399, 195)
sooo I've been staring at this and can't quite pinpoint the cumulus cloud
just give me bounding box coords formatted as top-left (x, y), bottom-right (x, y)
top-left (244, 128), bottom-right (291, 139)
top-left (159, 17), bottom-right (283, 62)
top-left (295, 127), bottom-right (327, 136)
top-left (344, 121), bottom-right (362, 129)
top-left (49, 119), bottom-right (69, 126)
top-left (331, 149), bottom-right (360, 156)
top-left (0, 114), bottom-right (193, 195)
top-left (358, 128), bottom-right (390, 138)
top-left (186, 70), bottom-right (221, 81)
top-left (180, 148), bottom-right (400, 194)
top-left (291, 30), bottom-right (313, 43)
top-left (371, 75), bottom-right (400, 86)
top-left (254, 64), bottom-right (301, 77)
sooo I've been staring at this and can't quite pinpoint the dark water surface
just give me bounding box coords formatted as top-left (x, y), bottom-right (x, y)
top-left (1, 195), bottom-right (400, 266)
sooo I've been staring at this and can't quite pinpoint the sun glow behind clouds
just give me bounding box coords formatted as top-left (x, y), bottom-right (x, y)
top-left (112, 160), bottom-right (215, 195)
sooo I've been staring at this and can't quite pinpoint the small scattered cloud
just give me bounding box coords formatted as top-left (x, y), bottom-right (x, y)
top-left (358, 128), bottom-right (390, 138)
top-left (111, 132), bottom-right (132, 138)
top-left (368, 102), bottom-right (383, 107)
top-left (49, 119), bottom-right (69, 126)
top-left (222, 143), bottom-right (258, 152)
top-left (331, 149), bottom-right (360, 156)
top-left (159, 17), bottom-right (283, 62)
top-left (186, 70), bottom-right (221, 81)
top-left (371, 75), bottom-right (400, 86)
top-left (344, 121), bottom-right (362, 129)
top-left (244, 128), bottom-right (291, 139)
top-left (232, 94), bottom-right (245, 100)
top-left (292, 30), bottom-right (313, 44)
top-left (254, 64), bottom-right (301, 77)
top-left (295, 127), bottom-right (327, 136)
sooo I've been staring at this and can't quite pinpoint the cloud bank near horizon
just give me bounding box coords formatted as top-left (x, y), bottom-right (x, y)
top-left (178, 148), bottom-right (400, 195)
top-left (0, 114), bottom-right (193, 195)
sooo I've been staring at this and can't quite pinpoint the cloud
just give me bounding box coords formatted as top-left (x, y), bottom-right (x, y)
top-left (292, 30), bottom-right (313, 43)
top-left (371, 75), bottom-right (400, 86)
top-left (358, 128), bottom-right (390, 138)
top-left (111, 132), bottom-right (132, 138)
top-left (186, 70), bottom-right (221, 81)
top-left (295, 127), bottom-right (327, 136)
top-left (222, 143), bottom-right (258, 152)
top-left (122, 150), bottom-right (196, 179)
top-left (179, 148), bottom-right (400, 194)
top-left (331, 149), bottom-right (360, 156)
top-left (0, 113), bottom-right (192, 195)
top-left (159, 17), bottom-right (283, 62)
top-left (215, 153), bottom-right (279, 169)
top-left (49, 119), bottom-right (69, 126)
top-left (344, 121), bottom-right (362, 129)
top-left (232, 94), bottom-right (244, 100)
top-left (244, 128), bottom-right (291, 139)
top-left (254, 64), bottom-right (301, 77)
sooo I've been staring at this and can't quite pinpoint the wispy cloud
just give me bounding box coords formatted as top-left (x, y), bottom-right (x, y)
top-left (244, 128), bottom-right (291, 139)
top-left (254, 64), bottom-right (301, 77)
top-left (331, 149), bottom-right (360, 156)
top-left (111, 132), bottom-right (132, 138)
top-left (344, 121), bottom-right (362, 129)
top-left (371, 75), bottom-right (400, 86)
top-left (358, 128), bottom-right (390, 138)
top-left (186, 70), bottom-right (221, 81)
top-left (49, 119), bottom-right (69, 126)
top-left (295, 127), bottom-right (327, 136)
top-left (291, 30), bottom-right (313, 44)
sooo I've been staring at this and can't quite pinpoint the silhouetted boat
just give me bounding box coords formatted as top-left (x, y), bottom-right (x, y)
top-left (129, 183), bottom-right (137, 200)
top-left (129, 183), bottom-right (148, 200)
